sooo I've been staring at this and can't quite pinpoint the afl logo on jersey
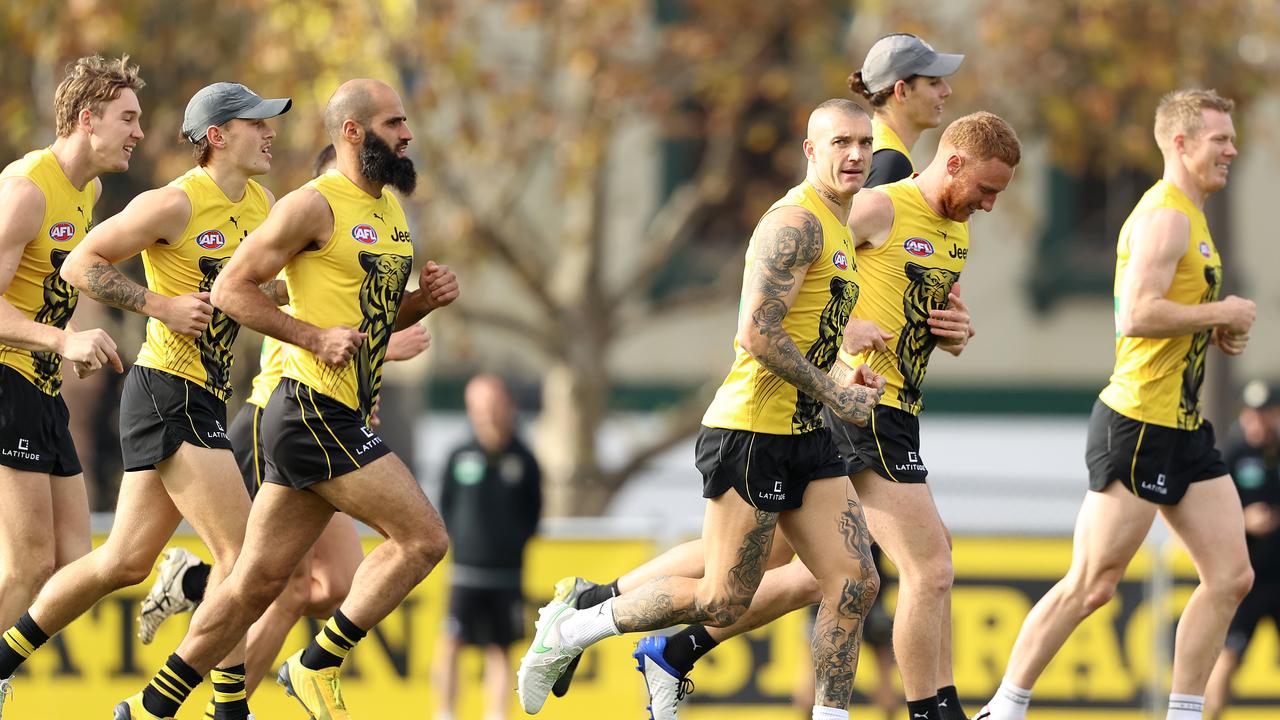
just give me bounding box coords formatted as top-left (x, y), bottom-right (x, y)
top-left (48, 222), bottom-right (76, 242)
top-left (352, 224), bottom-right (379, 244)
top-left (904, 237), bottom-right (934, 257)
top-left (195, 229), bottom-right (226, 250)
top-left (1198, 241), bottom-right (1211, 258)
top-left (832, 250), bottom-right (849, 270)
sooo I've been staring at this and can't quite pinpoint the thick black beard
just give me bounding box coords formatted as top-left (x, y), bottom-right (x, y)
top-left (360, 132), bottom-right (417, 195)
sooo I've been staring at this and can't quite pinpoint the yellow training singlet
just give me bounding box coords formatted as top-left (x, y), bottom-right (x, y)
top-left (0, 148), bottom-right (96, 396)
top-left (282, 170), bottom-right (414, 420)
top-left (247, 335), bottom-right (285, 409)
top-left (702, 181), bottom-right (861, 435)
top-left (134, 167), bottom-right (269, 401)
top-left (872, 119), bottom-right (912, 164)
top-left (849, 178), bottom-right (968, 416)
top-left (1098, 180), bottom-right (1222, 430)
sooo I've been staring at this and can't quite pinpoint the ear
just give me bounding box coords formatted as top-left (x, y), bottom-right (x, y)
top-left (945, 153), bottom-right (964, 177)
top-left (802, 138), bottom-right (816, 163)
top-left (77, 107), bottom-right (95, 133)
top-left (893, 78), bottom-right (910, 102)
top-left (206, 124), bottom-right (227, 149)
top-left (1172, 132), bottom-right (1187, 155)
top-left (342, 118), bottom-right (363, 145)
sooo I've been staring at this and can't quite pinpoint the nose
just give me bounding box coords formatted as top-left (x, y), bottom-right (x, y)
top-left (264, 124), bottom-right (276, 141)
top-left (1224, 141), bottom-right (1238, 158)
top-left (133, 122), bottom-right (145, 140)
top-left (939, 79), bottom-right (952, 99)
top-left (981, 194), bottom-right (997, 212)
top-left (401, 124), bottom-right (414, 144)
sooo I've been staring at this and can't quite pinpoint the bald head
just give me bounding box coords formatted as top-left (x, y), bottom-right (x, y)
top-left (324, 78), bottom-right (397, 141)
top-left (807, 98), bottom-right (869, 140)
top-left (466, 374), bottom-right (517, 452)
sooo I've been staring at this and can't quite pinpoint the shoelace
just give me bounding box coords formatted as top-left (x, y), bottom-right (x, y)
top-left (326, 674), bottom-right (347, 709)
top-left (1, 678), bottom-right (13, 705)
top-left (675, 677), bottom-right (695, 702)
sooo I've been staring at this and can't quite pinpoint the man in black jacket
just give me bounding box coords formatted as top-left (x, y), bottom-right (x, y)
top-left (435, 374), bottom-right (542, 720)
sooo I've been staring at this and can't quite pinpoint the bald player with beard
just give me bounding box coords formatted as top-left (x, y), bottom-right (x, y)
top-left (116, 79), bottom-right (458, 720)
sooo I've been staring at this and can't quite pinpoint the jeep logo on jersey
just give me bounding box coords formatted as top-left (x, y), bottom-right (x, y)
top-left (195, 229), bottom-right (226, 250)
top-left (833, 250), bottom-right (849, 270)
top-left (352, 224), bottom-right (379, 244)
top-left (48, 222), bottom-right (76, 242)
top-left (904, 237), bottom-right (934, 257)
top-left (1198, 241), bottom-right (1211, 258)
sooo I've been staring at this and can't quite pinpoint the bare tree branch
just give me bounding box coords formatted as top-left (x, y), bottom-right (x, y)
top-left (597, 379), bottom-right (719, 492)
top-left (454, 306), bottom-right (559, 357)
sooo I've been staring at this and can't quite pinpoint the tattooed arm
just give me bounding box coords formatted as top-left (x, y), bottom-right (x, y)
top-left (737, 206), bottom-right (877, 426)
top-left (259, 278), bottom-right (290, 306)
top-left (62, 187), bottom-right (216, 337)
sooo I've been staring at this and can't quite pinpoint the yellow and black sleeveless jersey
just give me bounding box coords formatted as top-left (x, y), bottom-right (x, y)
top-left (872, 120), bottom-right (911, 161)
top-left (866, 120), bottom-right (915, 188)
top-left (1099, 180), bottom-right (1222, 430)
top-left (847, 178), bottom-right (968, 416)
top-left (247, 335), bottom-right (285, 409)
top-left (0, 148), bottom-right (96, 396)
top-left (282, 170), bottom-right (414, 421)
top-left (702, 181), bottom-right (860, 435)
top-left (134, 167), bottom-right (269, 401)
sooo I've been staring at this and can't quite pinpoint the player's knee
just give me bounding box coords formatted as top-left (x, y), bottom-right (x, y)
top-left (1079, 576), bottom-right (1120, 613)
top-left (694, 584), bottom-right (754, 627)
top-left (307, 573), bottom-right (352, 618)
top-left (104, 548), bottom-right (160, 587)
top-left (2, 550), bottom-right (56, 595)
top-left (911, 555), bottom-right (953, 597)
top-left (275, 570), bottom-right (313, 615)
top-left (1215, 565), bottom-right (1254, 604)
top-left (403, 530), bottom-right (448, 582)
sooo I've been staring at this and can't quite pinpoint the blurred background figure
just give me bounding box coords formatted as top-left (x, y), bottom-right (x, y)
top-left (1205, 380), bottom-right (1280, 720)
top-left (434, 374), bottom-right (542, 720)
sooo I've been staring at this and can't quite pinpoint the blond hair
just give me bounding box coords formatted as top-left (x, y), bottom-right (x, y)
top-left (1154, 89), bottom-right (1234, 151)
top-left (940, 111), bottom-right (1021, 167)
top-left (54, 55), bottom-right (145, 138)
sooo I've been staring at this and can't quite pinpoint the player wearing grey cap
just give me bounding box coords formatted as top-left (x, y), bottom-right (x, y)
top-left (0, 81), bottom-right (289, 720)
top-left (849, 33), bottom-right (963, 188)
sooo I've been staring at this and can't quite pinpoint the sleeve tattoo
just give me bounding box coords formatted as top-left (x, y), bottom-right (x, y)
top-left (83, 261), bottom-right (146, 312)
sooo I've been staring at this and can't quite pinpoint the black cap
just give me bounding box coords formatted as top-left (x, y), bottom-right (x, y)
top-left (181, 83), bottom-right (292, 144)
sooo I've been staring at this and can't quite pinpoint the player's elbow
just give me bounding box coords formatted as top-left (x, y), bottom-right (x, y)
top-left (209, 272), bottom-right (242, 314)
top-left (737, 328), bottom-right (769, 362)
top-left (58, 248), bottom-right (89, 289)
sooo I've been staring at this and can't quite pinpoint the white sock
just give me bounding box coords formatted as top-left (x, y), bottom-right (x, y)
top-left (812, 706), bottom-right (848, 720)
top-left (986, 678), bottom-right (1032, 720)
top-left (558, 597), bottom-right (621, 648)
top-left (1166, 693), bottom-right (1204, 720)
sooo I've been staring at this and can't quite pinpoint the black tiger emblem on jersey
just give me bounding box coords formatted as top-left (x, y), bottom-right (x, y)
top-left (792, 276), bottom-right (860, 433)
top-left (30, 249), bottom-right (80, 394)
top-left (1177, 264), bottom-right (1222, 429)
top-left (197, 255), bottom-right (241, 398)
top-left (895, 262), bottom-right (960, 413)
top-left (354, 251), bottom-right (412, 420)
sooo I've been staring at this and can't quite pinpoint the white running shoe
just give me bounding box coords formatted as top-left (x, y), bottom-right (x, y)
top-left (0, 676), bottom-right (12, 719)
top-left (138, 547), bottom-right (202, 644)
top-left (516, 599), bottom-right (583, 714)
top-left (633, 636), bottom-right (694, 720)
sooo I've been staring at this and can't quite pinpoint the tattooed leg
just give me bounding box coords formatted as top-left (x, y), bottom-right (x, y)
top-left (611, 495), bottom-right (777, 633)
top-left (780, 476), bottom-right (879, 710)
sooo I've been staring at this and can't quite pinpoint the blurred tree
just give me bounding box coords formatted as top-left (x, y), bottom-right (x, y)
top-left (2, 0), bottom-right (864, 515)
top-left (854, 0), bottom-right (1280, 172)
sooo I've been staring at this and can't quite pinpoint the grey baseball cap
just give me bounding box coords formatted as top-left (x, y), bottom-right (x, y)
top-left (860, 34), bottom-right (964, 94)
top-left (181, 82), bottom-right (292, 143)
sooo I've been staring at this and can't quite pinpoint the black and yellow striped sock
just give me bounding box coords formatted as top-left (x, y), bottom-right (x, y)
top-left (0, 612), bottom-right (50, 678)
top-left (142, 653), bottom-right (202, 718)
top-left (299, 609), bottom-right (367, 671)
top-left (210, 664), bottom-right (249, 720)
